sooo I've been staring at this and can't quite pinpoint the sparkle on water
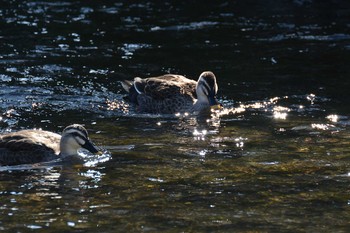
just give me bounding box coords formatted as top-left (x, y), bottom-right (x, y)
top-left (1, 0), bottom-right (350, 232)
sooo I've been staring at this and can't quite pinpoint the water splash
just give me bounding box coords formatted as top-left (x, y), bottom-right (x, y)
top-left (81, 150), bottom-right (112, 168)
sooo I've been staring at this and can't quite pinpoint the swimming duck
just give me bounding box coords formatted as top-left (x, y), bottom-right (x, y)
top-left (0, 124), bottom-right (100, 166)
top-left (121, 71), bottom-right (221, 114)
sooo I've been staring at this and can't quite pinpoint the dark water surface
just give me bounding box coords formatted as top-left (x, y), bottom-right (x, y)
top-left (1, 0), bottom-right (350, 232)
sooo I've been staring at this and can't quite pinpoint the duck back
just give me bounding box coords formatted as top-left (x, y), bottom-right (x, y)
top-left (122, 74), bottom-right (197, 114)
top-left (0, 130), bottom-right (61, 166)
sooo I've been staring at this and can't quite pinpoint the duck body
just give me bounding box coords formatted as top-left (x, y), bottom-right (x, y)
top-left (121, 71), bottom-right (220, 114)
top-left (0, 130), bottom-right (61, 165)
top-left (0, 124), bottom-right (100, 166)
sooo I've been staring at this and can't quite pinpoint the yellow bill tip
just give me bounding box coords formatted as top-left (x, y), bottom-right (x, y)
top-left (210, 104), bottom-right (222, 110)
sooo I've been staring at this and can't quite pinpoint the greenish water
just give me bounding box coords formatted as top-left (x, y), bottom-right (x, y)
top-left (1, 0), bottom-right (350, 232)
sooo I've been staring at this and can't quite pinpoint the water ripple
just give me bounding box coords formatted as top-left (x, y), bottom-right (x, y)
top-left (151, 21), bottom-right (219, 31)
top-left (259, 33), bottom-right (350, 42)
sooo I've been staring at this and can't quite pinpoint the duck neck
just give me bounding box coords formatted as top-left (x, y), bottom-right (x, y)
top-left (192, 99), bottom-right (209, 112)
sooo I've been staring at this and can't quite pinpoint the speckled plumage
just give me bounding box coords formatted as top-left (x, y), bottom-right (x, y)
top-left (0, 130), bottom-right (60, 165)
top-left (121, 71), bottom-right (220, 114)
top-left (0, 124), bottom-right (100, 166)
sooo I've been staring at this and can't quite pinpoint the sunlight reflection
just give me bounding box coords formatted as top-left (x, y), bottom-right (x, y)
top-left (234, 137), bottom-right (245, 148)
top-left (271, 96), bottom-right (282, 102)
top-left (213, 106), bottom-right (245, 117)
top-left (79, 169), bottom-right (104, 182)
top-left (119, 43), bottom-right (151, 59)
top-left (27, 225), bottom-right (42, 230)
top-left (175, 112), bottom-right (190, 117)
top-left (36, 192), bottom-right (60, 197)
top-left (148, 177), bottom-right (164, 183)
top-left (273, 106), bottom-right (289, 112)
top-left (105, 99), bottom-right (129, 113)
top-left (67, 222), bottom-right (75, 227)
top-left (207, 115), bottom-right (221, 129)
top-left (311, 123), bottom-right (333, 131)
top-left (307, 93), bottom-right (316, 104)
top-left (199, 149), bottom-right (208, 157)
top-left (326, 114), bottom-right (338, 123)
top-left (272, 106), bottom-right (290, 120)
top-left (81, 150), bottom-right (112, 167)
top-left (193, 129), bottom-right (207, 141)
top-left (236, 96), bottom-right (293, 115)
top-left (273, 112), bottom-right (287, 119)
top-left (238, 100), bottom-right (272, 111)
top-left (244, 102), bottom-right (266, 109)
top-left (43, 172), bottom-right (61, 182)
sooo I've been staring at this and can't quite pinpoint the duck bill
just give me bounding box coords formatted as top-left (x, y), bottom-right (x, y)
top-left (210, 104), bottom-right (222, 110)
top-left (82, 139), bottom-right (101, 154)
top-left (208, 96), bottom-right (222, 110)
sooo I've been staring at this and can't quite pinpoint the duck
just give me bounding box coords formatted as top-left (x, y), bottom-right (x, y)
top-left (121, 71), bottom-right (221, 114)
top-left (0, 124), bottom-right (101, 166)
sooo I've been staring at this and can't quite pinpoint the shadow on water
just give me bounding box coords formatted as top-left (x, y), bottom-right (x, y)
top-left (1, 0), bottom-right (350, 232)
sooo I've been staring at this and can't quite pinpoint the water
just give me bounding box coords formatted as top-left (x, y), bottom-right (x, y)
top-left (1, 0), bottom-right (350, 232)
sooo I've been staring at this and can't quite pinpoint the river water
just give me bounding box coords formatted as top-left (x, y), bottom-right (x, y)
top-left (1, 0), bottom-right (350, 232)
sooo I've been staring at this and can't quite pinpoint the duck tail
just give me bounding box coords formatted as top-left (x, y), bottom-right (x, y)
top-left (120, 80), bottom-right (133, 93)
top-left (120, 79), bottom-right (142, 104)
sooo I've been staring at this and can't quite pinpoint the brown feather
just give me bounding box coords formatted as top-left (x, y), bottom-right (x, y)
top-left (0, 130), bottom-right (61, 166)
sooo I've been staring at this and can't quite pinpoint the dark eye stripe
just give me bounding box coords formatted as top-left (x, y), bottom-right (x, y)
top-left (203, 77), bottom-right (215, 88)
top-left (204, 83), bottom-right (211, 95)
top-left (203, 80), bottom-right (217, 96)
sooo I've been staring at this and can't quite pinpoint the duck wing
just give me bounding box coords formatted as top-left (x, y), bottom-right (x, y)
top-left (135, 74), bottom-right (197, 100)
top-left (0, 130), bottom-right (61, 165)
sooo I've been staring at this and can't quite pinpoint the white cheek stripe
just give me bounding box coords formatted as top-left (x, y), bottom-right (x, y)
top-left (214, 83), bottom-right (218, 93)
top-left (75, 137), bottom-right (86, 145)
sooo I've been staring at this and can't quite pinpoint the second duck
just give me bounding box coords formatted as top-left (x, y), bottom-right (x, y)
top-left (121, 71), bottom-right (221, 114)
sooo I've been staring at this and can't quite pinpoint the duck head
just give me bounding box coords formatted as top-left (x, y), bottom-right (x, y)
top-left (59, 124), bottom-right (100, 157)
top-left (194, 71), bottom-right (221, 111)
